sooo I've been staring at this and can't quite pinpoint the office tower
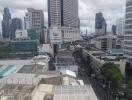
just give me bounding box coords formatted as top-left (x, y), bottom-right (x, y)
top-left (95, 12), bottom-right (107, 36)
top-left (24, 8), bottom-right (44, 43)
top-left (62, 0), bottom-right (79, 28)
top-left (10, 18), bottom-right (22, 39)
top-left (116, 19), bottom-right (125, 36)
top-left (111, 25), bottom-right (116, 35)
top-left (48, 0), bottom-right (79, 28)
top-left (48, 0), bottom-right (62, 27)
top-left (2, 8), bottom-right (11, 39)
top-left (124, 0), bottom-right (132, 63)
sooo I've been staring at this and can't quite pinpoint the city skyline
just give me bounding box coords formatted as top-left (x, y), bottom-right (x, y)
top-left (0, 0), bottom-right (125, 33)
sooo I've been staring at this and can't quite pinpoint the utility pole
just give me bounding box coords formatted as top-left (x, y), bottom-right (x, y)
top-left (108, 81), bottom-right (111, 100)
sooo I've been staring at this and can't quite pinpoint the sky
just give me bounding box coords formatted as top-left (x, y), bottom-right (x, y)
top-left (0, 0), bottom-right (126, 34)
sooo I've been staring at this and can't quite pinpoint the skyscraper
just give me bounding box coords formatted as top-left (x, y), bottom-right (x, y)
top-left (111, 25), bottom-right (116, 35)
top-left (48, 0), bottom-right (79, 28)
top-left (116, 19), bottom-right (125, 36)
top-left (62, 0), bottom-right (79, 28)
top-left (48, 0), bottom-right (62, 27)
top-left (124, 0), bottom-right (132, 63)
top-left (2, 8), bottom-right (11, 39)
top-left (24, 8), bottom-right (44, 43)
top-left (95, 12), bottom-right (107, 36)
top-left (10, 18), bottom-right (22, 39)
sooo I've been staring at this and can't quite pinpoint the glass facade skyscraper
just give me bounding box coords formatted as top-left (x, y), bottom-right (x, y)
top-left (112, 25), bottom-right (116, 35)
top-left (10, 18), bottom-right (22, 40)
top-left (95, 12), bottom-right (107, 36)
top-left (2, 8), bottom-right (11, 39)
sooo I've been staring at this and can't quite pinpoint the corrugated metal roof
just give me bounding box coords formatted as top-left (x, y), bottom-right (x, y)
top-left (53, 85), bottom-right (98, 100)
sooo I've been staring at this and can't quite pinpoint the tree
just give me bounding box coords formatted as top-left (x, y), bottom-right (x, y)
top-left (0, 44), bottom-right (9, 58)
top-left (128, 78), bottom-right (132, 89)
top-left (126, 79), bottom-right (132, 100)
top-left (125, 62), bottom-right (132, 82)
top-left (101, 63), bottom-right (123, 91)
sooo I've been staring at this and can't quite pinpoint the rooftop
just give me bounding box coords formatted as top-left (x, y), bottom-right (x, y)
top-left (0, 84), bottom-right (35, 100)
top-left (110, 48), bottom-right (123, 55)
top-left (0, 59), bottom-right (33, 65)
top-left (56, 50), bottom-right (75, 65)
top-left (57, 50), bottom-right (74, 58)
top-left (53, 85), bottom-right (98, 100)
top-left (18, 65), bottom-right (60, 76)
top-left (32, 85), bottom-right (98, 100)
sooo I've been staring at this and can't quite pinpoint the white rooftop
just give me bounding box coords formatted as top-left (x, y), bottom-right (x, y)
top-left (60, 70), bottom-right (76, 78)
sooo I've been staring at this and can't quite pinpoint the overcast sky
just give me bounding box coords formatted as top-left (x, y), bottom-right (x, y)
top-left (0, 0), bottom-right (125, 34)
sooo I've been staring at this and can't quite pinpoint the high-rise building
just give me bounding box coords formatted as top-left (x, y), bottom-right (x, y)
top-left (48, 0), bottom-right (79, 28)
top-left (2, 8), bottom-right (11, 39)
top-left (116, 19), bottom-right (125, 36)
top-left (10, 18), bottom-right (22, 40)
top-left (62, 0), bottom-right (79, 28)
top-left (111, 25), bottom-right (116, 35)
top-left (48, 0), bottom-right (62, 27)
top-left (24, 8), bottom-right (44, 43)
top-left (95, 12), bottom-right (107, 36)
top-left (124, 0), bottom-right (132, 63)
top-left (43, 27), bottom-right (49, 43)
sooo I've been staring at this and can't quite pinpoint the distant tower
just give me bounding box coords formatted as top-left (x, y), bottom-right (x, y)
top-left (95, 12), bottom-right (107, 36)
top-left (86, 28), bottom-right (88, 37)
top-left (24, 8), bottom-right (44, 43)
top-left (2, 8), bottom-right (11, 39)
top-left (116, 19), bottom-right (125, 36)
top-left (111, 25), bottom-right (116, 35)
top-left (10, 18), bottom-right (22, 40)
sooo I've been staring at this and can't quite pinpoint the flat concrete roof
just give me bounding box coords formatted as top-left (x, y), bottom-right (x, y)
top-left (0, 60), bottom-right (33, 65)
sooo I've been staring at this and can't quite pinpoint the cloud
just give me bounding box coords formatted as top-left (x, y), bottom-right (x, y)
top-left (0, 0), bottom-right (125, 34)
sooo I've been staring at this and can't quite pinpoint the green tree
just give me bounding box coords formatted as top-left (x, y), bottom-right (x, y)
top-left (125, 78), bottom-right (132, 100)
top-left (128, 78), bottom-right (132, 89)
top-left (0, 42), bottom-right (9, 58)
top-left (101, 63), bottom-right (123, 91)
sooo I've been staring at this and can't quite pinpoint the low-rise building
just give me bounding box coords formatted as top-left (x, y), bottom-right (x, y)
top-left (9, 40), bottom-right (38, 57)
top-left (49, 26), bottom-right (82, 46)
top-left (9, 29), bottom-right (39, 57)
top-left (93, 34), bottom-right (116, 51)
top-left (55, 50), bottom-right (79, 75)
top-left (33, 55), bottom-right (50, 70)
top-left (38, 44), bottom-right (54, 56)
top-left (83, 49), bottom-right (126, 77)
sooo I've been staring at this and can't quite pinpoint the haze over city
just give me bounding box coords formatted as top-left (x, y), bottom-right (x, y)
top-left (1, 0), bottom-right (132, 99)
top-left (0, 0), bottom-right (125, 33)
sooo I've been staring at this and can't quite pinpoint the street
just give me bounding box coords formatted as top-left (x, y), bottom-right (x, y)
top-left (74, 50), bottom-right (112, 100)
